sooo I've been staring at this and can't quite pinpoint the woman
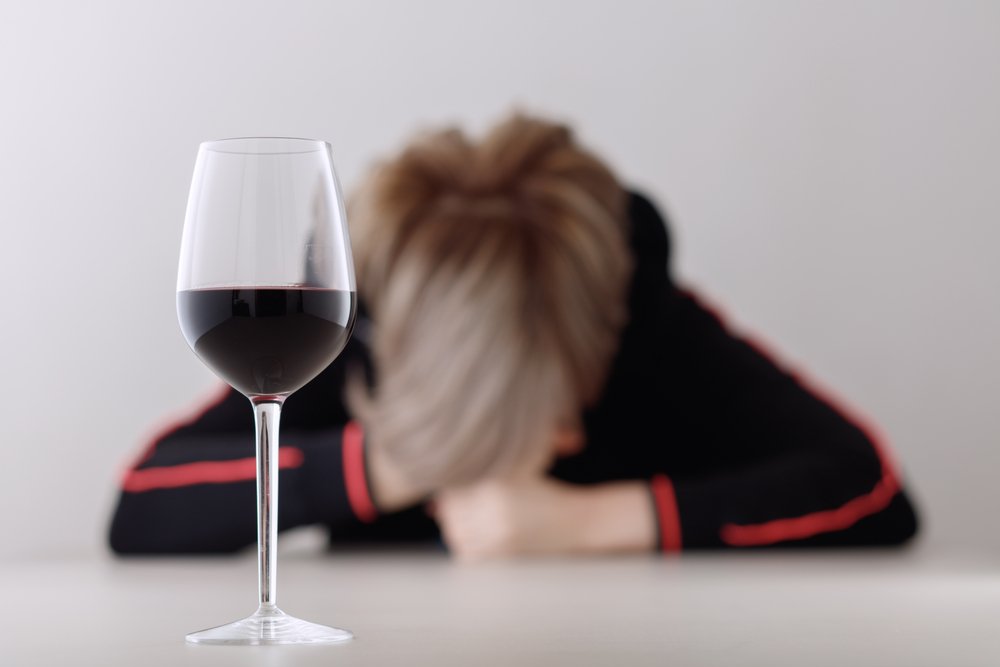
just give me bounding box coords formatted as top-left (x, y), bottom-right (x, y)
top-left (110, 114), bottom-right (919, 559)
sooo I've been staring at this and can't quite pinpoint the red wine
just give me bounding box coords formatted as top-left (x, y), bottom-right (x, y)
top-left (178, 288), bottom-right (355, 398)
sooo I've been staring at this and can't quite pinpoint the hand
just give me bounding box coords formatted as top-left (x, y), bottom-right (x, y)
top-left (432, 477), bottom-right (582, 561)
top-left (432, 477), bottom-right (657, 561)
top-left (366, 438), bottom-right (429, 513)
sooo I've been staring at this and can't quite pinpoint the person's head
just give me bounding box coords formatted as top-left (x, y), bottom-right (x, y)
top-left (347, 113), bottom-right (633, 490)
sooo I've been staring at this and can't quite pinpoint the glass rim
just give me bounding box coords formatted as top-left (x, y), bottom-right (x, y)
top-left (199, 137), bottom-right (330, 155)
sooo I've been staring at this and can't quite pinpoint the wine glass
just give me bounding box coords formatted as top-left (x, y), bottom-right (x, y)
top-left (176, 137), bottom-right (356, 645)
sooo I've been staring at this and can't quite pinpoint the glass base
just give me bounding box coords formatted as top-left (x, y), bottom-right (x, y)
top-left (186, 605), bottom-right (353, 645)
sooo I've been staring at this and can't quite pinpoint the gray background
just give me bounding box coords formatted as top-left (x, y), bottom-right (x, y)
top-left (1, 0), bottom-right (997, 559)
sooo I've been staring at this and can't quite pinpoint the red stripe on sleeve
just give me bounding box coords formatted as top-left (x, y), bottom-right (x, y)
top-left (678, 287), bottom-right (904, 547)
top-left (651, 474), bottom-right (683, 552)
top-left (121, 446), bottom-right (304, 492)
top-left (342, 421), bottom-right (377, 523)
top-left (127, 383), bottom-right (232, 471)
top-left (720, 474), bottom-right (899, 546)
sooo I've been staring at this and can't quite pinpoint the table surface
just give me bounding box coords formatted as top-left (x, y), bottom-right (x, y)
top-left (4, 546), bottom-right (1000, 666)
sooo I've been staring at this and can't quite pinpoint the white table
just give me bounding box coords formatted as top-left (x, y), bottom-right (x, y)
top-left (4, 547), bottom-right (1000, 666)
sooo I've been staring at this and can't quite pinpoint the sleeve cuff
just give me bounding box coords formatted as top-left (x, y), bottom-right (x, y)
top-left (342, 421), bottom-right (378, 523)
top-left (650, 474), bottom-right (683, 552)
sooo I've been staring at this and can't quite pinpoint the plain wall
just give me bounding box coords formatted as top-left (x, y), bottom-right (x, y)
top-left (1, 0), bottom-right (997, 559)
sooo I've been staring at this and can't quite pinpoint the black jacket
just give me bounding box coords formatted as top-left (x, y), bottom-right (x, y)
top-left (109, 193), bottom-right (919, 553)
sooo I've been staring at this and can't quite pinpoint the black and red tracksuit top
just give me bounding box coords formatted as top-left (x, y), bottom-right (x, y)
top-left (109, 193), bottom-right (919, 554)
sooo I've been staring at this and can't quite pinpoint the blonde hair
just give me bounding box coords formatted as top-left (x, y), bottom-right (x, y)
top-left (347, 113), bottom-right (632, 490)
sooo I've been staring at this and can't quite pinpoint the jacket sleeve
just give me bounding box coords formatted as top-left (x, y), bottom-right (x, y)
top-left (617, 192), bottom-right (919, 551)
top-left (108, 337), bottom-right (436, 554)
top-left (645, 287), bottom-right (920, 551)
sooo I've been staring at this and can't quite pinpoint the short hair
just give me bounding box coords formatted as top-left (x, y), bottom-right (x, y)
top-left (346, 113), bottom-right (633, 490)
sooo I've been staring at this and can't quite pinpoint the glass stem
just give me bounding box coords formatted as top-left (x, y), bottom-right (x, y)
top-left (252, 398), bottom-right (284, 611)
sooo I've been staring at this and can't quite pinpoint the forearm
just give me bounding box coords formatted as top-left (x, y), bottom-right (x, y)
top-left (110, 426), bottom-right (373, 554)
top-left (664, 444), bottom-right (916, 549)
